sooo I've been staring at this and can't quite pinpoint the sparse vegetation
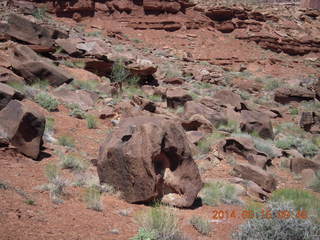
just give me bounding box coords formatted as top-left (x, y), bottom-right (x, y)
top-left (201, 181), bottom-right (241, 206)
top-left (69, 105), bottom-right (86, 119)
top-left (72, 80), bottom-right (99, 92)
top-left (84, 186), bottom-right (103, 211)
top-left (86, 115), bottom-right (98, 129)
top-left (310, 171), bottom-right (320, 193)
top-left (32, 7), bottom-right (48, 20)
top-left (45, 117), bottom-right (55, 133)
top-left (276, 136), bottom-right (318, 158)
top-left (190, 216), bottom-right (213, 236)
top-left (217, 120), bottom-right (240, 133)
top-left (197, 132), bottom-right (224, 154)
top-left (34, 92), bottom-right (59, 111)
top-left (42, 163), bottom-right (68, 204)
top-left (233, 201), bottom-right (320, 240)
top-left (60, 154), bottom-right (88, 172)
top-left (133, 205), bottom-right (185, 240)
top-left (58, 135), bottom-right (75, 148)
top-left (271, 188), bottom-right (320, 221)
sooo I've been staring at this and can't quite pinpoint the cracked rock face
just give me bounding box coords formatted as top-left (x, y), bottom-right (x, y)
top-left (97, 116), bottom-right (203, 207)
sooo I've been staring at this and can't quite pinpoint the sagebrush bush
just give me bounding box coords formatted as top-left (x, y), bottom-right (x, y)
top-left (276, 137), bottom-right (318, 158)
top-left (271, 188), bottom-right (320, 221)
top-left (233, 201), bottom-right (320, 240)
top-left (72, 80), bottom-right (98, 91)
top-left (310, 171), bottom-right (320, 193)
top-left (84, 186), bottom-right (103, 211)
top-left (197, 132), bottom-right (224, 154)
top-left (58, 135), bottom-right (75, 148)
top-left (133, 205), bottom-right (185, 240)
top-left (34, 92), bottom-right (59, 111)
top-left (190, 216), bottom-right (212, 236)
top-left (60, 154), bottom-right (88, 172)
top-left (86, 115), bottom-right (97, 129)
top-left (217, 120), bottom-right (240, 133)
top-left (201, 181), bottom-right (242, 206)
top-left (43, 163), bottom-right (68, 204)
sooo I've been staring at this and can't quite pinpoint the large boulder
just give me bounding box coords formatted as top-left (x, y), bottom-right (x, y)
top-left (52, 87), bottom-right (98, 110)
top-left (14, 61), bottom-right (73, 87)
top-left (183, 99), bottom-right (227, 127)
top-left (53, 0), bottom-right (95, 17)
top-left (0, 83), bottom-right (24, 110)
top-left (97, 116), bottom-right (203, 207)
top-left (0, 67), bottom-right (25, 84)
top-left (240, 110), bottom-right (274, 139)
top-left (300, 111), bottom-right (320, 132)
top-left (0, 100), bottom-right (45, 159)
top-left (233, 162), bottom-right (277, 192)
top-left (290, 157), bottom-right (320, 174)
top-left (274, 87), bottom-right (315, 104)
top-left (0, 14), bottom-right (67, 47)
top-left (166, 87), bottom-right (192, 108)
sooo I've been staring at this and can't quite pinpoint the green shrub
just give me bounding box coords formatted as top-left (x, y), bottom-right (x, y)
top-left (201, 181), bottom-right (241, 206)
top-left (60, 154), bottom-right (88, 172)
top-left (111, 61), bottom-right (130, 85)
top-left (131, 228), bottom-right (156, 240)
top-left (310, 171), bottom-right (320, 193)
top-left (217, 120), bottom-right (240, 133)
top-left (34, 92), bottom-right (59, 111)
top-left (72, 80), bottom-right (98, 91)
top-left (290, 108), bottom-right (299, 115)
top-left (70, 107), bottom-right (86, 119)
top-left (233, 201), bottom-right (320, 240)
top-left (271, 188), bottom-right (320, 220)
top-left (32, 7), bottom-right (48, 20)
top-left (86, 115), bottom-right (97, 129)
top-left (264, 78), bottom-right (282, 91)
top-left (190, 216), bottom-right (212, 236)
top-left (58, 135), bottom-right (75, 148)
top-left (43, 163), bottom-right (68, 204)
top-left (133, 205), bottom-right (185, 240)
top-left (276, 137), bottom-right (318, 158)
top-left (197, 132), bottom-right (224, 154)
top-left (45, 117), bottom-right (55, 133)
top-left (84, 186), bottom-right (102, 211)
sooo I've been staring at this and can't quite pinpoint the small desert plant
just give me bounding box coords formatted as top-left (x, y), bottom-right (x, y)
top-left (86, 115), bottom-right (97, 129)
top-left (264, 78), bottom-right (282, 91)
top-left (45, 117), bottom-right (55, 133)
top-left (43, 163), bottom-right (68, 204)
top-left (276, 137), bottom-right (318, 158)
top-left (6, 81), bottom-right (26, 92)
top-left (217, 120), bottom-right (240, 133)
top-left (31, 79), bottom-right (49, 90)
top-left (289, 108), bottom-right (299, 116)
top-left (58, 135), bottom-right (75, 148)
top-left (34, 92), bottom-right (59, 111)
top-left (131, 228), bottom-right (156, 240)
top-left (84, 186), bottom-right (103, 211)
top-left (32, 7), bottom-right (48, 20)
top-left (110, 60), bottom-right (130, 90)
top-left (24, 199), bottom-right (36, 205)
top-left (271, 188), bottom-right (320, 220)
top-left (233, 201), bottom-right (320, 240)
top-left (190, 216), bottom-right (213, 236)
top-left (72, 80), bottom-right (98, 91)
top-left (60, 154), bottom-right (88, 172)
top-left (201, 181), bottom-right (241, 206)
top-left (133, 205), bottom-right (184, 240)
top-left (197, 132), bottom-right (224, 154)
top-left (310, 171), bottom-right (320, 193)
top-left (70, 107), bottom-right (86, 119)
